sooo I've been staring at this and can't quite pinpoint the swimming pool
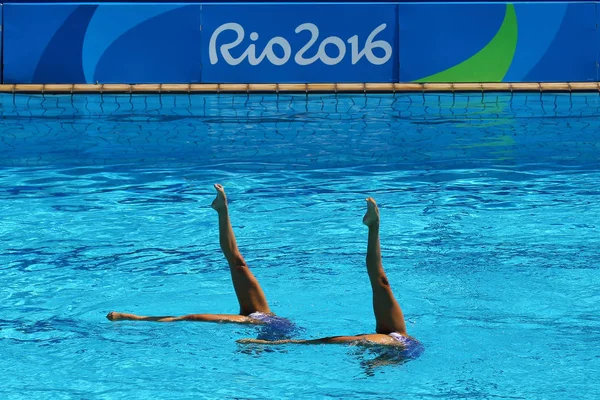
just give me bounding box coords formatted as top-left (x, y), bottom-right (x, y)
top-left (1, 93), bottom-right (599, 399)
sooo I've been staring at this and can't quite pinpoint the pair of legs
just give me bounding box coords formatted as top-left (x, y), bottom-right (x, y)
top-left (240, 196), bottom-right (409, 346)
top-left (107, 184), bottom-right (270, 324)
top-left (108, 185), bottom-right (411, 347)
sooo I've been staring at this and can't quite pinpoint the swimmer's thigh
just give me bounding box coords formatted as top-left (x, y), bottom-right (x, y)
top-left (357, 334), bottom-right (398, 345)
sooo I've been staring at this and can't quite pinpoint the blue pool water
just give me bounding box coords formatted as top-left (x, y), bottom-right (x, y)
top-left (1, 93), bottom-right (599, 399)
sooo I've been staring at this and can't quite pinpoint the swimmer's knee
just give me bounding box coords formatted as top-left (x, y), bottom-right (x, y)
top-left (229, 255), bottom-right (247, 269)
top-left (230, 263), bottom-right (249, 274)
top-left (378, 276), bottom-right (390, 288)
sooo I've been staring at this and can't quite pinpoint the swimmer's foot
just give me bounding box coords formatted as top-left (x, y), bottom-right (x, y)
top-left (362, 197), bottom-right (380, 228)
top-left (106, 311), bottom-right (131, 321)
top-left (211, 184), bottom-right (228, 212)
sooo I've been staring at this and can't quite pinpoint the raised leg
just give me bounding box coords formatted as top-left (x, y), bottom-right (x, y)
top-left (362, 197), bottom-right (407, 335)
top-left (211, 184), bottom-right (271, 316)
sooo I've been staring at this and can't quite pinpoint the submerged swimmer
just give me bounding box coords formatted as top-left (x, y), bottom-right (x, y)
top-left (239, 198), bottom-right (423, 357)
top-left (107, 184), bottom-right (293, 336)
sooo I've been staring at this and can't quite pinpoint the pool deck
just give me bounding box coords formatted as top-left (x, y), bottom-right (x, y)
top-left (0, 82), bottom-right (599, 94)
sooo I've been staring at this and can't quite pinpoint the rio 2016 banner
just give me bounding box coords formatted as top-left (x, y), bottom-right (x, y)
top-left (202, 4), bottom-right (398, 83)
top-left (1, 2), bottom-right (598, 84)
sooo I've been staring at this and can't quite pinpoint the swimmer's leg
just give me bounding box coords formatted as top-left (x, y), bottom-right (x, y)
top-left (211, 184), bottom-right (271, 316)
top-left (238, 334), bottom-right (397, 345)
top-left (363, 197), bottom-right (407, 335)
top-left (106, 311), bottom-right (259, 324)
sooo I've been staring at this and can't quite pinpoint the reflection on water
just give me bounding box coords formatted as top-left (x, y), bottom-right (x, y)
top-left (1, 93), bottom-right (599, 171)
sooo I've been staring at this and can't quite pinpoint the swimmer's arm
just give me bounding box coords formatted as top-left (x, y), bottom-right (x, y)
top-left (238, 335), bottom-right (383, 344)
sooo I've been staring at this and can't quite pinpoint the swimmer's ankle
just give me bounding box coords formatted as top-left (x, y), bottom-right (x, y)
top-left (211, 183), bottom-right (229, 212)
top-left (362, 197), bottom-right (380, 227)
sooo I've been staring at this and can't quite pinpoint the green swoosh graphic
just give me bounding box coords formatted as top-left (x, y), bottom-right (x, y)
top-left (415, 4), bottom-right (518, 82)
